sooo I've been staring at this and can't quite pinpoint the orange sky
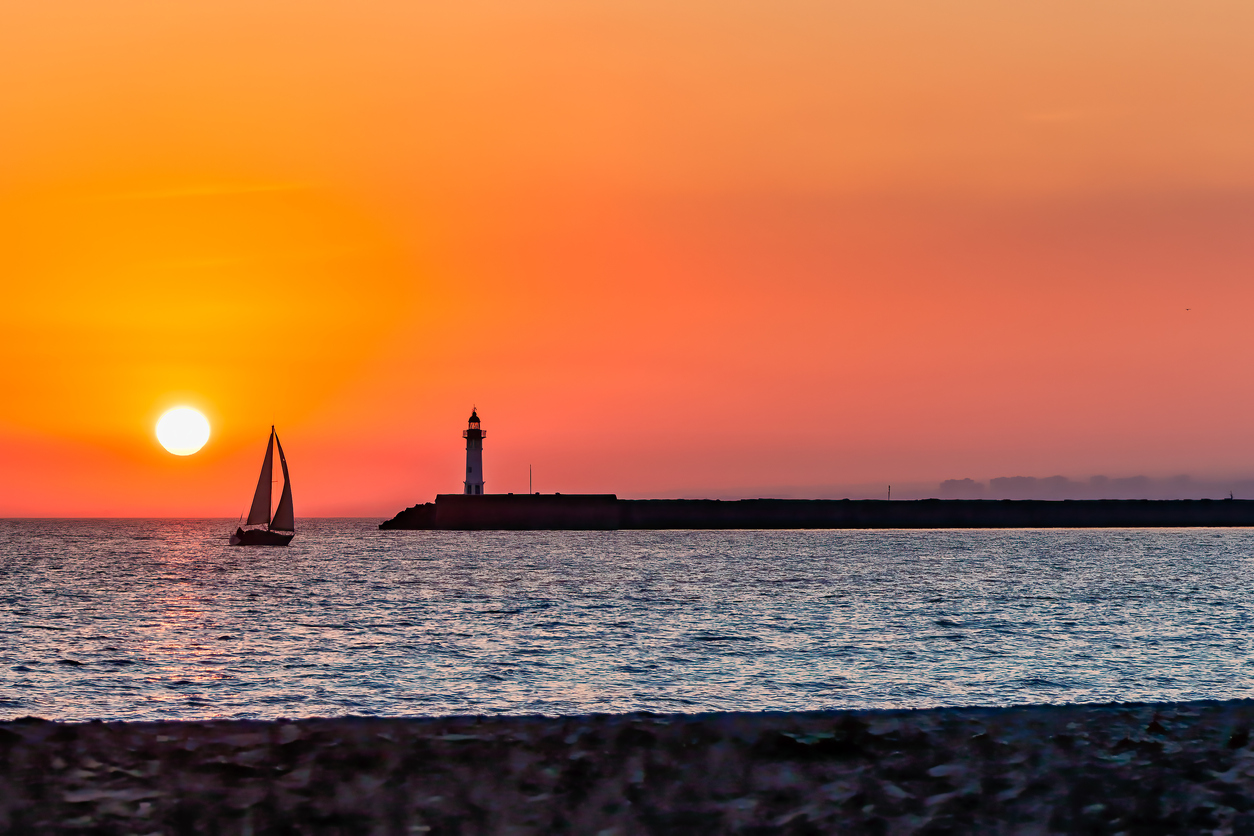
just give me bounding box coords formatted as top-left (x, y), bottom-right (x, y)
top-left (4, 0), bottom-right (1254, 515)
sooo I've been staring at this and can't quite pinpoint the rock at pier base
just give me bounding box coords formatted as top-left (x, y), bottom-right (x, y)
top-left (3, 700), bottom-right (1254, 834)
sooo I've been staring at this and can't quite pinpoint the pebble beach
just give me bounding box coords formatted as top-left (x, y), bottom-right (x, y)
top-left (4, 699), bottom-right (1254, 834)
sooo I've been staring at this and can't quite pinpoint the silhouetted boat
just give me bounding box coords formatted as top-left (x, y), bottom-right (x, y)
top-left (230, 426), bottom-right (295, 546)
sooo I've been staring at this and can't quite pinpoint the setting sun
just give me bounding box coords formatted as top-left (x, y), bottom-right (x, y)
top-left (156, 407), bottom-right (210, 456)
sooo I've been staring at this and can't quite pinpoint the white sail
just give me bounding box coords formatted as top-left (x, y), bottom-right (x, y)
top-left (270, 432), bottom-right (295, 532)
top-left (245, 429), bottom-right (275, 526)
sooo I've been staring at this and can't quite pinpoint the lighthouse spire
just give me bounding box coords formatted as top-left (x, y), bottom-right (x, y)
top-left (463, 407), bottom-right (486, 495)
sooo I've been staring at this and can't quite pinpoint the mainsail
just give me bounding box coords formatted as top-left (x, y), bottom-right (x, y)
top-left (245, 429), bottom-right (275, 526)
top-left (270, 432), bottom-right (295, 532)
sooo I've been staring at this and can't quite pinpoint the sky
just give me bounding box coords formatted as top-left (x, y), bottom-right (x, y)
top-left (4, 0), bottom-right (1254, 515)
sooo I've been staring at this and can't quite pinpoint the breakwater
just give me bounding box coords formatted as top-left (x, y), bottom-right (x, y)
top-left (3, 701), bottom-right (1254, 834)
top-left (380, 494), bottom-right (1254, 530)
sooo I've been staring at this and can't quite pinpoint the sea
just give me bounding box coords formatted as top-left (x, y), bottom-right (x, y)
top-left (1, 519), bottom-right (1251, 722)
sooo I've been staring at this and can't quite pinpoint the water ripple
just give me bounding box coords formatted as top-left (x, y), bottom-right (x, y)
top-left (1, 520), bottom-right (1253, 720)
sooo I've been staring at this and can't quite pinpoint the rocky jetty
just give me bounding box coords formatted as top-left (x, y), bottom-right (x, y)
top-left (3, 701), bottom-right (1254, 834)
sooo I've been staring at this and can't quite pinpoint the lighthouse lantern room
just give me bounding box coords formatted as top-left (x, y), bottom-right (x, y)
top-left (463, 408), bottom-right (486, 495)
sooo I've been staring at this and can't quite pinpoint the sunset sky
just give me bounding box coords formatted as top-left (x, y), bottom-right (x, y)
top-left (4, 0), bottom-right (1254, 515)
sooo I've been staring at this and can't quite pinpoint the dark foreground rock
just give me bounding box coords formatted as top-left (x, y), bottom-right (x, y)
top-left (3, 701), bottom-right (1254, 834)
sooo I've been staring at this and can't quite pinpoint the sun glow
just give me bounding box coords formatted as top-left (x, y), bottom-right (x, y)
top-left (156, 407), bottom-right (211, 456)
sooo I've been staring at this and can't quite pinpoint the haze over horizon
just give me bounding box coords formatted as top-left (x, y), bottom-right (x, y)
top-left (4, 1), bottom-right (1254, 516)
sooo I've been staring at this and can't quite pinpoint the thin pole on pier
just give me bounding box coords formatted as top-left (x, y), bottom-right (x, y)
top-left (530, 465), bottom-right (533, 495)
top-left (888, 485), bottom-right (891, 501)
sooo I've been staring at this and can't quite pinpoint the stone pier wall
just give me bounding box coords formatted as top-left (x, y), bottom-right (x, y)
top-left (380, 497), bottom-right (1254, 530)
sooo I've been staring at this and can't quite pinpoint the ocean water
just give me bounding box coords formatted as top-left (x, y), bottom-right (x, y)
top-left (0, 519), bottom-right (1251, 721)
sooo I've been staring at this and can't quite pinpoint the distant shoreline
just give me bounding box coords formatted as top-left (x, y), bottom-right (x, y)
top-left (381, 494), bottom-right (1254, 530)
top-left (4, 699), bottom-right (1253, 833)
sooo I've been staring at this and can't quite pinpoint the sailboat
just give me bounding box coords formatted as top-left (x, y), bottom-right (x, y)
top-left (229, 426), bottom-right (295, 546)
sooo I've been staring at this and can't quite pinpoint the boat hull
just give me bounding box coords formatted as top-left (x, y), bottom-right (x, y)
top-left (229, 527), bottom-right (294, 547)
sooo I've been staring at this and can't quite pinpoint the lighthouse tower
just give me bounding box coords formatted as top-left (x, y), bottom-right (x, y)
top-left (463, 408), bottom-right (486, 495)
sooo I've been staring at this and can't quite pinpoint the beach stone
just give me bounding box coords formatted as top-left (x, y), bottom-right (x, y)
top-left (2, 701), bottom-right (1254, 834)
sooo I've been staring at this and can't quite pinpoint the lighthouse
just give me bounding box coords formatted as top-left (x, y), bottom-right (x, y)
top-left (463, 408), bottom-right (486, 495)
